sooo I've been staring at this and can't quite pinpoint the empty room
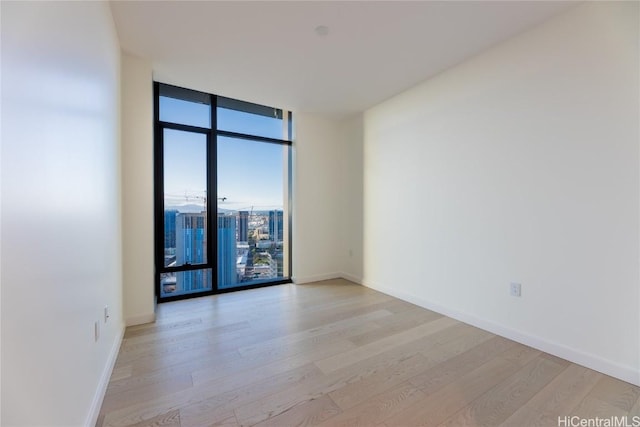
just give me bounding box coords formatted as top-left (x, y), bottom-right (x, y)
top-left (1, 1), bottom-right (639, 426)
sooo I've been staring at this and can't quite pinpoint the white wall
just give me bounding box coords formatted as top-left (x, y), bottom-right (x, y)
top-left (338, 114), bottom-right (365, 283)
top-left (291, 112), bottom-right (365, 284)
top-left (362, 1), bottom-right (639, 385)
top-left (1, 1), bottom-right (124, 425)
top-left (121, 53), bottom-right (155, 326)
top-left (293, 114), bottom-right (345, 283)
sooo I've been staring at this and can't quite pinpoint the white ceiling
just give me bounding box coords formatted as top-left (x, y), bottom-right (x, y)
top-left (110, 1), bottom-right (576, 116)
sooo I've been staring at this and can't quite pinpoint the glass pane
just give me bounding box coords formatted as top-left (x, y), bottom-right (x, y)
top-left (160, 96), bottom-right (211, 128)
top-left (161, 269), bottom-right (212, 298)
top-left (217, 136), bottom-right (288, 289)
top-left (163, 129), bottom-right (208, 267)
top-left (217, 97), bottom-right (283, 139)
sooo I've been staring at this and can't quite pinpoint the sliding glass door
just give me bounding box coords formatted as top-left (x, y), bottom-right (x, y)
top-left (154, 83), bottom-right (291, 302)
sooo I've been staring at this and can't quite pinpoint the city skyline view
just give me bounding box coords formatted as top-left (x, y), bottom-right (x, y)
top-left (162, 208), bottom-right (286, 296)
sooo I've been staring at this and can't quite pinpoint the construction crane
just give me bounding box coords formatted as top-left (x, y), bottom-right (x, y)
top-left (180, 191), bottom-right (206, 207)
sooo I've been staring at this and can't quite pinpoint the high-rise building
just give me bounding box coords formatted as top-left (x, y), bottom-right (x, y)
top-left (173, 212), bottom-right (238, 291)
top-left (268, 210), bottom-right (283, 242)
top-left (218, 214), bottom-right (237, 288)
top-left (238, 210), bottom-right (249, 242)
top-left (164, 209), bottom-right (178, 249)
top-left (175, 212), bottom-right (209, 292)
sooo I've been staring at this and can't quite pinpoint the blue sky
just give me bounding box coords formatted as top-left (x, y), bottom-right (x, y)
top-left (161, 97), bottom-right (286, 212)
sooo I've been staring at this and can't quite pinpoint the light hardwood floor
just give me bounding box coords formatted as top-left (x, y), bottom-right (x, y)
top-left (97, 279), bottom-right (640, 427)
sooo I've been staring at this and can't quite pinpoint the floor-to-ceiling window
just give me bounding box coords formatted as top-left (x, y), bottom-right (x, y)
top-left (154, 83), bottom-right (292, 302)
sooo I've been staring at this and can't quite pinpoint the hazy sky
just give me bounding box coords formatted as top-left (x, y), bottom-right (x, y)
top-left (161, 97), bottom-right (286, 211)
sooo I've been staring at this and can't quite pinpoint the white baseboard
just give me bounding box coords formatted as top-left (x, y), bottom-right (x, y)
top-left (125, 312), bottom-right (156, 327)
top-left (293, 272), bottom-right (342, 284)
top-left (85, 323), bottom-right (125, 427)
top-left (339, 272), bottom-right (362, 285)
top-left (362, 278), bottom-right (640, 387)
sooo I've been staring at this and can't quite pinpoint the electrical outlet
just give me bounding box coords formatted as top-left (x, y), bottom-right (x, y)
top-left (104, 306), bottom-right (109, 323)
top-left (510, 282), bottom-right (522, 297)
top-left (94, 321), bottom-right (100, 342)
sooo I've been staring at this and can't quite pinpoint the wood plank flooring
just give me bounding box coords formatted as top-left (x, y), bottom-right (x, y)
top-left (97, 279), bottom-right (640, 427)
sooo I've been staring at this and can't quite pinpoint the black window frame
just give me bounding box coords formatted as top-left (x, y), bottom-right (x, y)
top-left (154, 82), bottom-right (293, 303)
